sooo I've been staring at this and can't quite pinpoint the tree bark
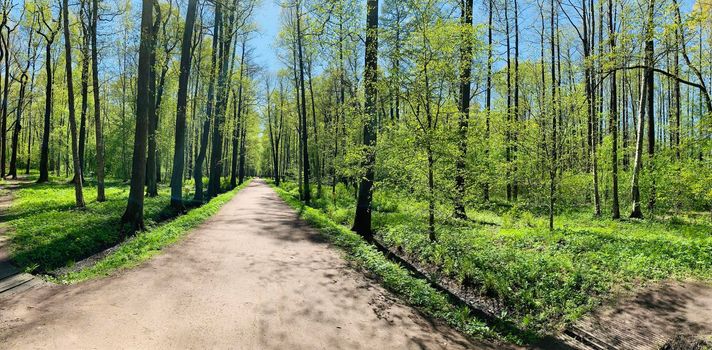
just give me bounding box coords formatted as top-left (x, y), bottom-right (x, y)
top-left (609, 0), bottom-right (620, 219)
top-left (62, 0), bottom-right (85, 208)
top-left (352, 0), bottom-right (378, 241)
top-left (644, 0), bottom-right (655, 213)
top-left (146, 2), bottom-right (161, 198)
top-left (170, 0), bottom-right (198, 208)
top-left (91, 0), bottom-right (105, 201)
top-left (548, 0), bottom-right (557, 231)
top-left (454, 0), bottom-right (472, 219)
top-left (484, 0), bottom-right (492, 202)
top-left (77, 2), bottom-right (90, 182)
top-left (630, 73), bottom-right (647, 219)
top-left (9, 28), bottom-right (34, 179)
top-left (193, 1), bottom-right (221, 202)
top-left (295, 0), bottom-right (311, 204)
top-left (121, 0), bottom-right (154, 230)
top-left (208, 5), bottom-right (235, 198)
top-left (37, 24), bottom-right (55, 183)
top-left (230, 39), bottom-right (246, 189)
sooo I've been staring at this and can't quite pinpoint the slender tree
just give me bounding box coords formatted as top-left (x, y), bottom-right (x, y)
top-left (146, 0), bottom-right (161, 197)
top-left (609, 0), bottom-right (620, 218)
top-left (630, 72), bottom-right (647, 218)
top-left (193, 1), bottom-right (221, 202)
top-left (91, 0), bottom-right (105, 201)
top-left (62, 0), bottom-right (85, 207)
top-left (121, 0), bottom-right (154, 230)
top-left (295, 0), bottom-right (310, 204)
top-left (208, 3), bottom-right (236, 198)
top-left (454, 0), bottom-right (472, 219)
top-left (548, 0), bottom-right (558, 230)
top-left (644, 0), bottom-right (655, 213)
top-left (9, 23), bottom-right (35, 179)
top-left (170, 0), bottom-right (198, 208)
top-left (352, 0), bottom-right (378, 240)
top-left (484, 0), bottom-right (492, 202)
top-left (36, 5), bottom-right (59, 183)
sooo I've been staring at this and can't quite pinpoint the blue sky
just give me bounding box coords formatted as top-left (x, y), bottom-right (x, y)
top-left (252, 0), bottom-right (283, 73)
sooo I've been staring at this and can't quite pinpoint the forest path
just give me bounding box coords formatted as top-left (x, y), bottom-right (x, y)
top-left (0, 179), bottom-right (502, 349)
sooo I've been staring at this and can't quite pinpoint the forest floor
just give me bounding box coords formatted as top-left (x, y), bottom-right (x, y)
top-left (0, 180), bottom-right (506, 349)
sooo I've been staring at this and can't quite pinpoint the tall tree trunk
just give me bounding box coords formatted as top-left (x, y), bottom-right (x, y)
top-left (238, 116), bottom-right (246, 184)
top-left (513, 0), bottom-right (519, 200)
top-left (170, 0), bottom-right (198, 208)
top-left (505, 0), bottom-right (512, 202)
top-left (62, 0), bottom-right (86, 208)
top-left (121, 0), bottom-right (154, 230)
top-left (230, 87), bottom-right (240, 187)
top-left (194, 1), bottom-right (221, 202)
top-left (38, 33), bottom-right (52, 184)
top-left (146, 3), bottom-right (161, 198)
top-left (630, 73), bottom-right (647, 219)
top-left (454, 0), bottom-right (472, 219)
top-left (91, 0), bottom-right (105, 201)
top-left (230, 38), bottom-right (246, 189)
top-left (673, 26), bottom-right (681, 160)
top-left (10, 30), bottom-right (34, 179)
top-left (608, 0), bottom-right (620, 218)
top-left (352, 0), bottom-right (379, 241)
top-left (484, 0), bottom-right (492, 202)
top-left (25, 57), bottom-right (36, 175)
top-left (307, 55), bottom-right (321, 198)
top-left (121, 29), bottom-right (128, 180)
top-left (10, 74), bottom-right (28, 179)
top-left (77, 3), bottom-right (90, 182)
top-left (548, 0), bottom-right (557, 231)
top-left (296, 1), bottom-right (311, 204)
top-left (207, 5), bottom-right (235, 198)
top-left (1, 29), bottom-right (11, 178)
top-left (267, 80), bottom-right (281, 186)
top-left (644, 0), bottom-right (655, 213)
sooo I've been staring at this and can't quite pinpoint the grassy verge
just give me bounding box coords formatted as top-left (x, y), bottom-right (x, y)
top-left (274, 181), bottom-right (712, 333)
top-left (268, 182), bottom-right (518, 344)
top-left (4, 178), bottom-right (249, 283)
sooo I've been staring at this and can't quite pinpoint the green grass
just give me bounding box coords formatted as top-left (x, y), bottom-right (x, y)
top-left (276, 181), bottom-right (712, 333)
top-left (5, 178), bottom-right (250, 282)
top-left (268, 181), bottom-right (516, 343)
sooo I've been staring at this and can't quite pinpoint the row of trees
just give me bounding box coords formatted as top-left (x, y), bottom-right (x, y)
top-left (0, 0), bottom-right (263, 231)
top-left (0, 0), bottom-right (708, 237)
top-left (125, 0), bottom-right (262, 229)
top-left (261, 0), bottom-right (711, 239)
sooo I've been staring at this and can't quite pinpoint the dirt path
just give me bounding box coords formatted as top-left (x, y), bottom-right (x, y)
top-left (568, 280), bottom-right (712, 349)
top-left (0, 179), bottom-right (504, 349)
